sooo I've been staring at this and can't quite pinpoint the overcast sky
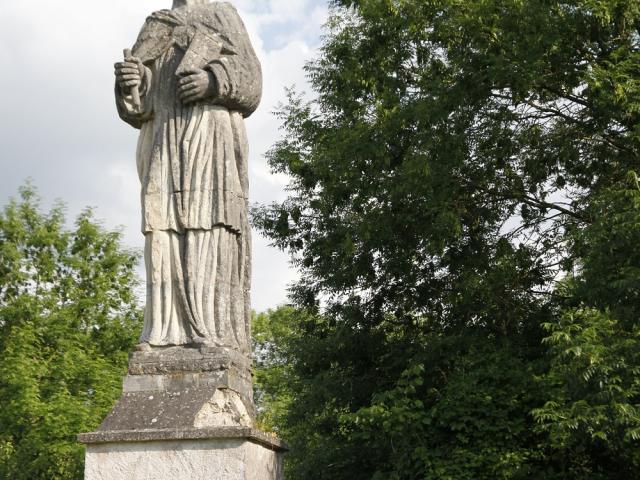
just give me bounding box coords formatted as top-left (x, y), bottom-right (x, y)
top-left (0, 0), bottom-right (328, 311)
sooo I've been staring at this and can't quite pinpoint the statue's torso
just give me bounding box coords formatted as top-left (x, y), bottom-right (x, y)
top-left (141, 4), bottom-right (229, 117)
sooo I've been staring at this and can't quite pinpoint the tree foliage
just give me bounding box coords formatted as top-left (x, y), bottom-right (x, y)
top-left (0, 185), bottom-right (142, 480)
top-left (253, 0), bottom-right (640, 478)
top-left (533, 183), bottom-right (640, 476)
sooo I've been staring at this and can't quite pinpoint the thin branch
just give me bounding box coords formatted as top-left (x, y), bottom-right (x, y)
top-left (521, 194), bottom-right (585, 221)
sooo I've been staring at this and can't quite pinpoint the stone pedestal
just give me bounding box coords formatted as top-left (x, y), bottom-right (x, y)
top-left (79, 346), bottom-right (287, 480)
top-left (80, 428), bottom-right (285, 480)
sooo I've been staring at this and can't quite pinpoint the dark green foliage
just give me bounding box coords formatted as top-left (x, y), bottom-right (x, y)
top-left (255, 307), bottom-right (556, 479)
top-left (0, 185), bottom-right (142, 480)
top-left (253, 0), bottom-right (640, 478)
top-left (534, 308), bottom-right (640, 478)
top-left (533, 183), bottom-right (640, 478)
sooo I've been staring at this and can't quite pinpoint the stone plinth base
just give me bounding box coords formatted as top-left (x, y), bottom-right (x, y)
top-left (79, 346), bottom-right (287, 478)
top-left (101, 346), bottom-right (256, 431)
top-left (80, 428), bottom-right (286, 480)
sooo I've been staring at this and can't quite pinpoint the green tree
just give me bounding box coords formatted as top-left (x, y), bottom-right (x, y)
top-left (0, 185), bottom-right (142, 480)
top-left (254, 0), bottom-right (640, 478)
top-left (253, 307), bottom-right (301, 433)
top-left (533, 183), bottom-right (640, 477)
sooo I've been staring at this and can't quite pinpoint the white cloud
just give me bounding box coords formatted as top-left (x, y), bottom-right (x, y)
top-left (0, 0), bottom-right (327, 312)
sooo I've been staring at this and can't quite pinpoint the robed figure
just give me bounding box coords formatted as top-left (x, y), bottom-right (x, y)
top-left (114, 0), bottom-right (262, 354)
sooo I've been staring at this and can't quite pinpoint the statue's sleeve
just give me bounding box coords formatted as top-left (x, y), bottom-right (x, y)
top-left (115, 11), bottom-right (175, 129)
top-left (115, 79), bottom-right (153, 130)
top-left (205, 3), bottom-right (262, 117)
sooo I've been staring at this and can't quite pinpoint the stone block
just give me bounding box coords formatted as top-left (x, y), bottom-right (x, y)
top-left (81, 428), bottom-right (286, 480)
top-left (99, 346), bottom-right (256, 431)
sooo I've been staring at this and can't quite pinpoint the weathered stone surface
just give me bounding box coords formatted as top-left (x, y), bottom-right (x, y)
top-left (128, 345), bottom-right (252, 377)
top-left (79, 426), bottom-right (288, 451)
top-left (82, 3), bottom-right (283, 477)
top-left (81, 428), bottom-right (287, 480)
top-left (84, 437), bottom-right (284, 480)
top-left (114, 0), bottom-right (262, 351)
top-left (97, 346), bottom-right (256, 431)
top-left (99, 386), bottom-right (253, 431)
top-left (122, 371), bottom-right (252, 405)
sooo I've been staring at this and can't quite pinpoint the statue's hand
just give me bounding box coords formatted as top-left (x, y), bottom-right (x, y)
top-left (114, 57), bottom-right (145, 92)
top-left (178, 69), bottom-right (216, 105)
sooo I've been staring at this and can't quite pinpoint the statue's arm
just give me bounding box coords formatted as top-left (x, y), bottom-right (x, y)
top-left (114, 13), bottom-right (173, 129)
top-left (205, 3), bottom-right (263, 117)
top-left (115, 60), bottom-right (153, 129)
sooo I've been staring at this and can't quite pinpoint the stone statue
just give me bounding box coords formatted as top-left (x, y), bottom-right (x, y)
top-left (79, 3), bottom-right (285, 477)
top-left (114, 0), bottom-right (262, 355)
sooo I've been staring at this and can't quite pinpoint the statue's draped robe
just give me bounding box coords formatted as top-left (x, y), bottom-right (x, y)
top-left (116, 2), bottom-right (261, 353)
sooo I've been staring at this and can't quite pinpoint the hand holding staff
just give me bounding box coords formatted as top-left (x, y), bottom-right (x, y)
top-left (115, 48), bottom-right (142, 111)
